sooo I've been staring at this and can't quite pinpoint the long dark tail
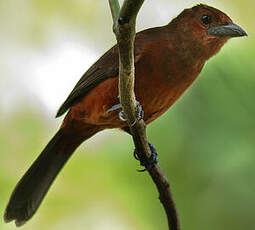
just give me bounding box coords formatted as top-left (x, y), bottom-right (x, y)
top-left (4, 126), bottom-right (98, 227)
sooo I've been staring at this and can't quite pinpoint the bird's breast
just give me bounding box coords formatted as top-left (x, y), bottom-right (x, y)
top-left (133, 50), bottom-right (204, 124)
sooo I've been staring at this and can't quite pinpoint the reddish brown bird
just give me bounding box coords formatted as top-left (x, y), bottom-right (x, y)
top-left (4, 4), bottom-right (247, 226)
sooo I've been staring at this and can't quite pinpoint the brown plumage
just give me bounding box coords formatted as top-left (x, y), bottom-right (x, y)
top-left (4, 4), bottom-right (247, 226)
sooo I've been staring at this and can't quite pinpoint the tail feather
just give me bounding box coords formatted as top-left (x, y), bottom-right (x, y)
top-left (4, 127), bottom-right (93, 227)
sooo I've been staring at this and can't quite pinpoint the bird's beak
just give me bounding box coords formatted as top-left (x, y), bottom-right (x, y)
top-left (207, 22), bottom-right (247, 37)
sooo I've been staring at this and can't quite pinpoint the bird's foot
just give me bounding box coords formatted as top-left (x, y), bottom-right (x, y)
top-left (106, 103), bottom-right (122, 113)
top-left (134, 142), bottom-right (158, 172)
top-left (107, 101), bottom-right (144, 126)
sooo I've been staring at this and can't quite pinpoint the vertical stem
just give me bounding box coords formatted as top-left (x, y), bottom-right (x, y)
top-left (108, 1), bottom-right (180, 229)
top-left (108, 0), bottom-right (120, 22)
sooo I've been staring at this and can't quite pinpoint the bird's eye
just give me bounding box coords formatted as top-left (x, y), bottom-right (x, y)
top-left (201, 15), bottom-right (211, 25)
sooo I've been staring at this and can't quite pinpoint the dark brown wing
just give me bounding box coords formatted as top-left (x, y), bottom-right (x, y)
top-left (55, 26), bottom-right (164, 118)
top-left (56, 45), bottom-right (119, 117)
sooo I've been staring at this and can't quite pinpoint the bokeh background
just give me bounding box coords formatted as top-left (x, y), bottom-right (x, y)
top-left (0, 0), bottom-right (254, 229)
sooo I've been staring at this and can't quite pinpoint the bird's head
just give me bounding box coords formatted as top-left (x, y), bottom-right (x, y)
top-left (171, 4), bottom-right (247, 59)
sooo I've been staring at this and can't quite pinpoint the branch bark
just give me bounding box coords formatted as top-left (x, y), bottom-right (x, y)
top-left (108, 1), bottom-right (180, 229)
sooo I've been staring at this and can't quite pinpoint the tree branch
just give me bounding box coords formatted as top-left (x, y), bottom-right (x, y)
top-left (108, 1), bottom-right (180, 229)
top-left (108, 0), bottom-right (120, 22)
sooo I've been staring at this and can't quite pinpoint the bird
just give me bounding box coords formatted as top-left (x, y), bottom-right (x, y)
top-left (4, 4), bottom-right (247, 227)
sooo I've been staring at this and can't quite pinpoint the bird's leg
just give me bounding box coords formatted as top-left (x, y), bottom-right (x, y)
top-left (107, 101), bottom-right (144, 127)
top-left (134, 142), bottom-right (158, 172)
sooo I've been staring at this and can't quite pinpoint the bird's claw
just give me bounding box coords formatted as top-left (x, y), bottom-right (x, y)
top-left (107, 101), bottom-right (144, 127)
top-left (129, 101), bottom-right (144, 126)
top-left (106, 104), bottom-right (122, 113)
top-left (134, 142), bottom-right (158, 172)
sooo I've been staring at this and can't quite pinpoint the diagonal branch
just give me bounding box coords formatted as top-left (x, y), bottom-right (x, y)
top-left (108, 1), bottom-right (180, 229)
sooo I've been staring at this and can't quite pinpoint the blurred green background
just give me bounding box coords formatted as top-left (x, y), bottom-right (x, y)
top-left (0, 0), bottom-right (254, 229)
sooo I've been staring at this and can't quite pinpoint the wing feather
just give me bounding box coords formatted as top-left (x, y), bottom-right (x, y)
top-left (56, 45), bottom-right (119, 117)
top-left (55, 26), bottom-right (163, 117)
